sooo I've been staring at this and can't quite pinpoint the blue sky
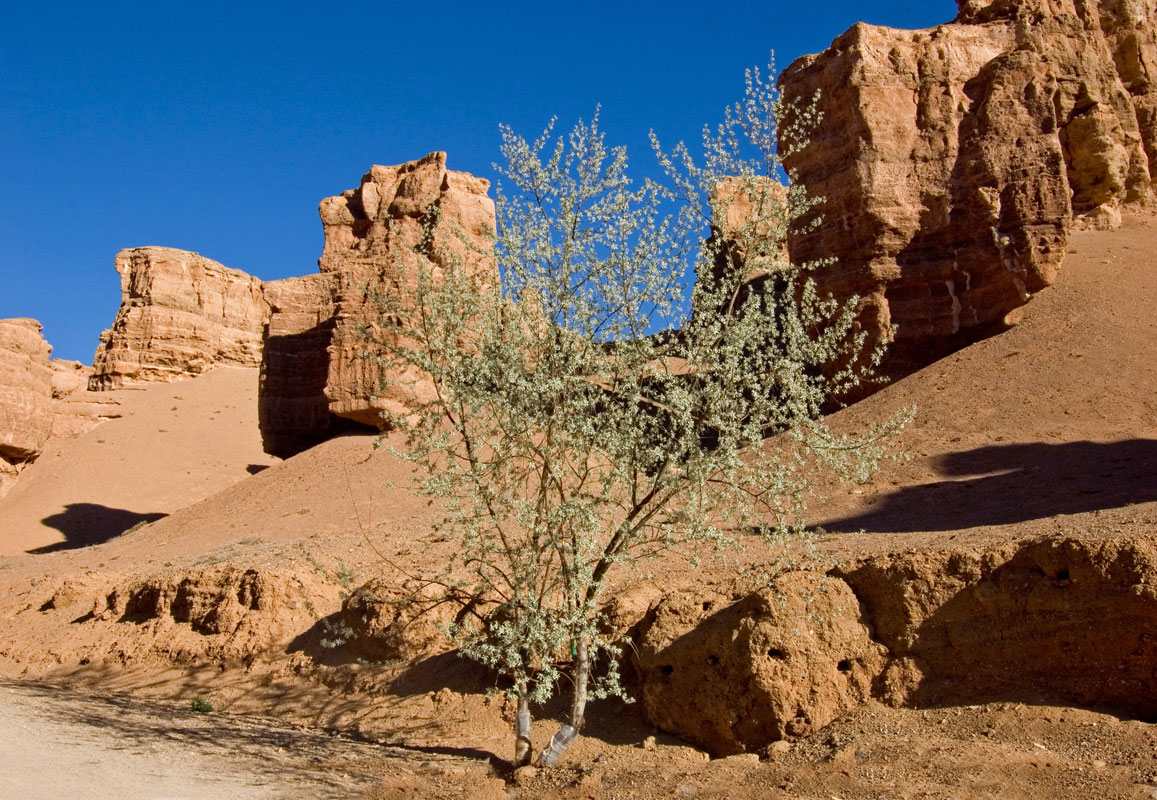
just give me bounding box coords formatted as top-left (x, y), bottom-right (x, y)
top-left (1, 1), bottom-right (957, 363)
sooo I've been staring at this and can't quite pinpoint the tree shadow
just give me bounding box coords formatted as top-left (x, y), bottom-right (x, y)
top-left (825, 439), bottom-right (1157, 533)
top-left (28, 504), bottom-right (168, 553)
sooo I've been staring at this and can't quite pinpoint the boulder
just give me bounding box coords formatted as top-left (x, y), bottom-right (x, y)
top-left (634, 573), bottom-right (885, 756)
top-left (90, 247), bottom-right (269, 389)
top-left (780, 0), bottom-right (1156, 376)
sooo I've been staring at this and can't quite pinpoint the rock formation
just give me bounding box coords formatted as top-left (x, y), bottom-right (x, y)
top-left (635, 573), bottom-right (884, 756)
top-left (317, 152), bottom-right (496, 427)
top-left (0, 320), bottom-right (118, 497)
top-left (0, 319), bottom-right (55, 494)
top-left (90, 247), bottom-right (268, 389)
top-left (86, 155), bottom-right (496, 457)
top-left (634, 534), bottom-right (1157, 755)
top-left (779, 0), bottom-right (1156, 375)
top-left (257, 274), bottom-right (343, 457)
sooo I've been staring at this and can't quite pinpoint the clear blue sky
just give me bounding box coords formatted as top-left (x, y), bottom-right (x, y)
top-left (1, 1), bottom-right (957, 363)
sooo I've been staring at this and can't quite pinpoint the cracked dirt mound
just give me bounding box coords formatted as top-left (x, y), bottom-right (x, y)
top-left (0, 215), bottom-right (1153, 798)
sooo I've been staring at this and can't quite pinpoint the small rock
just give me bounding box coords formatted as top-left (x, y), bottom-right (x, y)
top-left (768, 740), bottom-right (792, 756)
top-left (642, 735), bottom-right (657, 751)
top-left (513, 765), bottom-right (538, 785)
top-left (715, 753), bottom-right (760, 767)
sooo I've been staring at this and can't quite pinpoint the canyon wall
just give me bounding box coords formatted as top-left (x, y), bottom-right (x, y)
top-left (1, 319), bottom-right (118, 497)
top-left (316, 151), bottom-right (497, 428)
top-left (0, 319), bottom-right (54, 494)
top-left (779, 0), bottom-right (1156, 374)
top-left (85, 154), bottom-right (496, 458)
top-left (82, 0), bottom-right (1157, 451)
top-left (634, 534), bottom-right (1157, 756)
top-left (89, 248), bottom-right (268, 390)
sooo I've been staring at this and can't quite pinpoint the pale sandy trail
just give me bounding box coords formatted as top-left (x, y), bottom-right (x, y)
top-left (0, 682), bottom-right (389, 799)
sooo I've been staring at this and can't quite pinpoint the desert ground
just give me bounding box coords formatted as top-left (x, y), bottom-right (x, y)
top-left (0, 213), bottom-right (1154, 799)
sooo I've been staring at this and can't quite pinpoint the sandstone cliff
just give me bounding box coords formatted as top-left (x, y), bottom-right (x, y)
top-left (780, 0), bottom-right (1156, 375)
top-left (1, 319), bottom-right (119, 497)
top-left (0, 319), bottom-right (54, 494)
top-left (317, 152), bottom-right (496, 427)
top-left (257, 273), bottom-right (342, 458)
top-left (82, 155), bottom-right (496, 457)
top-left (89, 247), bottom-right (268, 389)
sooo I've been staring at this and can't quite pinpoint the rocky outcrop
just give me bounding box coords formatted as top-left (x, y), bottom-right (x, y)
top-left (317, 152), bottom-right (496, 427)
top-left (0, 321), bottom-right (118, 497)
top-left (0, 319), bottom-right (54, 494)
top-left (836, 535), bottom-right (1157, 715)
top-left (634, 534), bottom-right (1157, 755)
top-left (85, 156), bottom-right (496, 457)
top-left (780, 0), bottom-right (1157, 375)
top-left (90, 247), bottom-right (268, 390)
top-left (257, 274), bottom-right (346, 458)
top-left (635, 573), bottom-right (884, 756)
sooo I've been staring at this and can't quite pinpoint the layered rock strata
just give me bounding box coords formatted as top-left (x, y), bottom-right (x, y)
top-left (0, 320), bottom-right (118, 497)
top-left (0, 319), bottom-right (55, 494)
top-left (87, 155), bottom-right (496, 457)
top-left (779, 0), bottom-right (1156, 374)
top-left (90, 247), bottom-right (268, 389)
top-left (257, 273), bottom-right (345, 458)
top-left (317, 152), bottom-right (496, 427)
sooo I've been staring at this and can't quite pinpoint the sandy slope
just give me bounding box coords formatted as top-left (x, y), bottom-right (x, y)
top-left (807, 212), bottom-right (1157, 551)
top-left (0, 368), bottom-right (278, 556)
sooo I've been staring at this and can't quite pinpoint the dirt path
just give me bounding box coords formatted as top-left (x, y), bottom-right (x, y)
top-left (0, 681), bottom-right (397, 799)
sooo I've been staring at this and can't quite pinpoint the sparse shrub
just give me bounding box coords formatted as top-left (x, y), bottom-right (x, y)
top-left (364, 55), bottom-right (909, 767)
top-left (190, 695), bottom-right (212, 713)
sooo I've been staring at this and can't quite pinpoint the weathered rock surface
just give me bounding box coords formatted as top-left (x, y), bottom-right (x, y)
top-left (85, 156), bottom-right (496, 456)
top-left (0, 319), bottom-right (54, 495)
top-left (90, 247), bottom-right (268, 390)
top-left (318, 152), bottom-right (496, 427)
top-left (635, 573), bottom-right (885, 756)
top-left (336, 578), bottom-right (459, 663)
top-left (0, 321), bottom-right (118, 497)
top-left (257, 273), bottom-right (347, 458)
top-left (780, 0), bottom-right (1157, 375)
top-left (0, 319), bottom-right (55, 461)
top-left (635, 534), bottom-right (1157, 755)
top-left (837, 535), bottom-right (1157, 715)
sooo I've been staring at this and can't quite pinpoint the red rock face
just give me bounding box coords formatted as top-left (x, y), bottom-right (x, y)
top-left (779, 0), bottom-right (1156, 377)
top-left (89, 248), bottom-right (269, 390)
top-left (84, 156), bottom-right (497, 457)
top-left (257, 273), bottom-right (343, 458)
top-left (0, 319), bottom-right (112, 497)
top-left (0, 319), bottom-right (55, 489)
top-left (317, 152), bottom-right (497, 427)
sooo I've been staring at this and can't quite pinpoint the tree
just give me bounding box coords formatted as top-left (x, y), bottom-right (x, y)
top-left (365, 58), bottom-right (908, 768)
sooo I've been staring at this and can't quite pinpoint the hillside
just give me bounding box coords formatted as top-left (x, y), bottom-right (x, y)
top-left (0, 213), bottom-right (1153, 799)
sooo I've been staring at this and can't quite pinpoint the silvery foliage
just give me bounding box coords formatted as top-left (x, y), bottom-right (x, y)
top-left (368, 58), bottom-right (908, 714)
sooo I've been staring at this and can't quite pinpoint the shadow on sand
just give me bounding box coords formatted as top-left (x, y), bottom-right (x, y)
top-left (28, 503), bottom-right (168, 554)
top-left (825, 439), bottom-right (1157, 533)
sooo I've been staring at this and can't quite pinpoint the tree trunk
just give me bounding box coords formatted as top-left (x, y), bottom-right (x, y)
top-left (514, 681), bottom-right (533, 767)
top-left (537, 639), bottom-right (589, 767)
